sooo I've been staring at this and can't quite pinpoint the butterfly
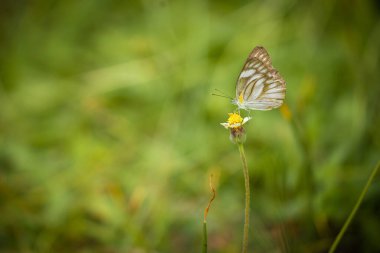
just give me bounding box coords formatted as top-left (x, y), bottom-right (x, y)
top-left (233, 46), bottom-right (286, 111)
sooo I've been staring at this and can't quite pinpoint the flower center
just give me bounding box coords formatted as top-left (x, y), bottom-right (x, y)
top-left (227, 113), bottom-right (243, 125)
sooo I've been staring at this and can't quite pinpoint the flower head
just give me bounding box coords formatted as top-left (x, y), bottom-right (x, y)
top-left (221, 112), bottom-right (251, 144)
top-left (221, 112), bottom-right (251, 129)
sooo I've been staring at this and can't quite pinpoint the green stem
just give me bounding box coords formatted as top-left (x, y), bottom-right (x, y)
top-left (238, 143), bottom-right (250, 253)
top-left (202, 221), bottom-right (207, 253)
top-left (328, 161), bottom-right (380, 253)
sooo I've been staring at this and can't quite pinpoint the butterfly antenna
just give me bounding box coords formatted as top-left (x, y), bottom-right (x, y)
top-left (214, 88), bottom-right (227, 95)
top-left (211, 89), bottom-right (233, 100)
top-left (211, 93), bottom-right (232, 99)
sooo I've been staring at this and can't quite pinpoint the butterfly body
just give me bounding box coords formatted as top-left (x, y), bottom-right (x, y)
top-left (233, 46), bottom-right (286, 111)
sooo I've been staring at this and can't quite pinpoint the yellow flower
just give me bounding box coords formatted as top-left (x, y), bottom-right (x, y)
top-left (221, 113), bottom-right (251, 129)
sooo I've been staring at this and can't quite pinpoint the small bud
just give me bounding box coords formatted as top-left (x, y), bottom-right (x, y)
top-left (229, 126), bottom-right (246, 144)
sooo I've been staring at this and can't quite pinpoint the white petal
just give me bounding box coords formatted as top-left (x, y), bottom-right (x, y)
top-left (220, 123), bottom-right (229, 129)
top-left (242, 117), bottom-right (252, 124)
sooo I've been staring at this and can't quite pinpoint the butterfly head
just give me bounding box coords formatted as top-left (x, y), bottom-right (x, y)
top-left (232, 92), bottom-right (249, 110)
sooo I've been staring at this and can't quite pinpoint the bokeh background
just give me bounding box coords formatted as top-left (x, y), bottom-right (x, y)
top-left (1, 0), bottom-right (380, 252)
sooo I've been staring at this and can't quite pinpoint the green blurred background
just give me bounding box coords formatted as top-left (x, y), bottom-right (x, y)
top-left (1, 0), bottom-right (380, 252)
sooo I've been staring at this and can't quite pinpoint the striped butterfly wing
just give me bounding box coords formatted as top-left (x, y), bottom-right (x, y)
top-left (236, 46), bottom-right (286, 110)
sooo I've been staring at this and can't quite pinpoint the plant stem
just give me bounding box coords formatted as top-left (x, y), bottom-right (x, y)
top-left (202, 174), bottom-right (215, 253)
top-left (238, 143), bottom-right (250, 253)
top-left (202, 221), bottom-right (207, 253)
top-left (328, 161), bottom-right (380, 253)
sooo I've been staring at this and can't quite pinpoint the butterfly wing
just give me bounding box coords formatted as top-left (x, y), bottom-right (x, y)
top-left (236, 46), bottom-right (286, 110)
